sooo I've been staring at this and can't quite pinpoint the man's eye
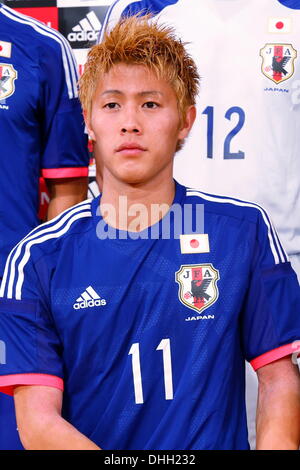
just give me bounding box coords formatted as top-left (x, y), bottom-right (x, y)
top-left (104, 102), bottom-right (119, 109)
top-left (143, 101), bottom-right (159, 109)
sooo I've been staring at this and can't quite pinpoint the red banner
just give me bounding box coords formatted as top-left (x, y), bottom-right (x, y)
top-left (14, 7), bottom-right (59, 30)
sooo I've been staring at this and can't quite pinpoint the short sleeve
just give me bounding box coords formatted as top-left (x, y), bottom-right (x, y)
top-left (241, 209), bottom-right (300, 370)
top-left (38, 37), bottom-right (89, 178)
top-left (0, 251), bottom-right (64, 395)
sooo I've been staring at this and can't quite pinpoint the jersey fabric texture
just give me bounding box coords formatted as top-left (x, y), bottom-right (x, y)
top-left (0, 181), bottom-right (299, 450)
top-left (0, 4), bottom-right (89, 276)
top-left (0, 4), bottom-right (89, 450)
top-left (101, 0), bottom-right (300, 258)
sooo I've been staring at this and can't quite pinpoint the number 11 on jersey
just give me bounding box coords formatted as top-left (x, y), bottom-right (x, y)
top-left (128, 338), bottom-right (174, 404)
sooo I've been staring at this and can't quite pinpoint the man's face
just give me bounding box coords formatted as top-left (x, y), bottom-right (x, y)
top-left (86, 63), bottom-right (195, 187)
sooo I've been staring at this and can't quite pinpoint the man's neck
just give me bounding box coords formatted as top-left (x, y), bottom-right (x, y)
top-left (100, 175), bottom-right (175, 232)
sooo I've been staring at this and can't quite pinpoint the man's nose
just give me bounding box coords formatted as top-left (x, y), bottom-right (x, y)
top-left (121, 126), bottom-right (140, 134)
top-left (120, 106), bottom-right (142, 134)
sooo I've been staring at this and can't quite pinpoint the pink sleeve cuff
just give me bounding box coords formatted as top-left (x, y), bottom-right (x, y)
top-left (42, 167), bottom-right (88, 178)
top-left (0, 374), bottom-right (64, 396)
top-left (250, 341), bottom-right (300, 371)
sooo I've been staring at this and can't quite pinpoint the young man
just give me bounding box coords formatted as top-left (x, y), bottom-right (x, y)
top-left (100, 0), bottom-right (300, 449)
top-left (0, 16), bottom-right (299, 450)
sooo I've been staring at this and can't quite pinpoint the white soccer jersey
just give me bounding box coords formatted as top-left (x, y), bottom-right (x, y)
top-left (102, 0), bottom-right (300, 255)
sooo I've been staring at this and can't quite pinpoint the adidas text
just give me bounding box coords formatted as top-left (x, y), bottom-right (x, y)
top-left (73, 299), bottom-right (107, 310)
top-left (68, 31), bottom-right (98, 42)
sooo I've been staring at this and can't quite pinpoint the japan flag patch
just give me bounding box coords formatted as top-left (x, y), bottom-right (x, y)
top-left (0, 41), bottom-right (12, 58)
top-left (180, 234), bottom-right (210, 254)
top-left (268, 18), bottom-right (292, 33)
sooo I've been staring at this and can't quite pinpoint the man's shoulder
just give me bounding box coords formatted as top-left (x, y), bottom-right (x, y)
top-left (0, 4), bottom-right (69, 52)
top-left (13, 199), bottom-right (93, 260)
top-left (181, 184), bottom-right (289, 266)
top-left (182, 185), bottom-right (265, 224)
top-left (0, 199), bottom-right (94, 301)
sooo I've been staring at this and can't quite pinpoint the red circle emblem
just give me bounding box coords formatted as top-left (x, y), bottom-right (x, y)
top-left (190, 239), bottom-right (199, 249)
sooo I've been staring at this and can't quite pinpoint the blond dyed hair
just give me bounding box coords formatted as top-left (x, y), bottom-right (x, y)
top-left (79, 15), bottom-right (199, 127)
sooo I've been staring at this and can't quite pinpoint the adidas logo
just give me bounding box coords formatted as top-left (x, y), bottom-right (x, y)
top-left (73, 286), bottom-right (107, 310)
top-left (68, 11), bottom-right (102, 43)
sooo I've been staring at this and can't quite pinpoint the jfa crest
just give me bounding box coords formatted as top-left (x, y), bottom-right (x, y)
top-left (175, 264), bottom-right (219, 314)
top-left (260, 43), bottom-right (297, 84)
top-left (0, 64), bottom-right (17, 100)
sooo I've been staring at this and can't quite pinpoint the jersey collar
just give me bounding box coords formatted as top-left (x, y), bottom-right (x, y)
top-left (91, 179), bottom-right (187, 240)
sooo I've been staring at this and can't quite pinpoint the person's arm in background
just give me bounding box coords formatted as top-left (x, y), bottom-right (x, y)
top-left (14, 385), bottom-right (100, 450)
top-left (46, 177), bottom-right (88, 220)
top-left (256, 355), bottom-right (300, 450)
top-left (40, 30), bottom-right (89, 220)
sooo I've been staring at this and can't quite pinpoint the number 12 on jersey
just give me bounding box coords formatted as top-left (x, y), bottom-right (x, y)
top-left (202, 106), bottom-right (245, 159)
top-left (128, 338), bottom-right (174, 404)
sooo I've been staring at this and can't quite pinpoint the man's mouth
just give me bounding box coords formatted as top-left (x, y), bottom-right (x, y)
top-left (116, 143), bottom-right (147, 154)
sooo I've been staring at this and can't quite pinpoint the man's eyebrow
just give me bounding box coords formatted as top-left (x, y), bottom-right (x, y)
top-left (139, 91), bottom-right (163, 97)
top-left (100, 90), bottom-right (164, 97)
top-left (101, 90), bottom-right (123, 96)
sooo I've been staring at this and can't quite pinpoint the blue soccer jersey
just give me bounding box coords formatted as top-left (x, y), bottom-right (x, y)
top-left (0, 181), bottom-right (299, 450)
top-left (0, 4), bottom-right (89, 276)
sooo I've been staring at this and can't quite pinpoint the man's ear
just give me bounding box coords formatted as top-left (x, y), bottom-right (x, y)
top-left (83, 111), bottom-right (96, 141)
top-left (178, 105), bottom-right (197, 141)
